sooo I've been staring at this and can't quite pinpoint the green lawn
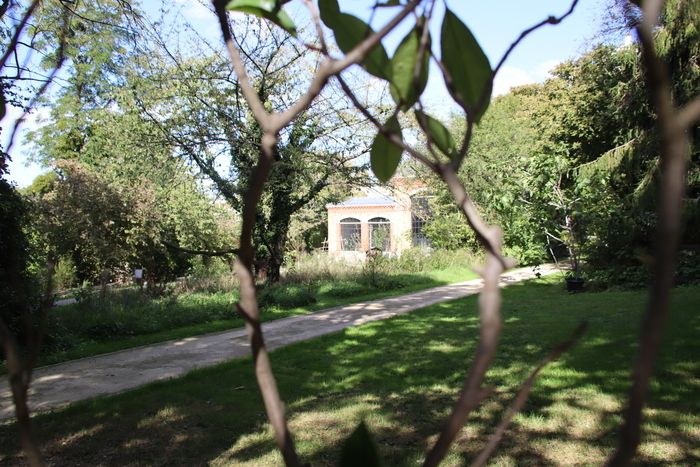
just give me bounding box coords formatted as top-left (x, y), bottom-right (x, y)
top-left (36, 266), bottom-right (478, 367)
top-left (1, 276), bottom-right (698, 466)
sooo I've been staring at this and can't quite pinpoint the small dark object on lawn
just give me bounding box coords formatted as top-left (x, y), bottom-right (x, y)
top-left (566, 277), bottom-right (585, 292)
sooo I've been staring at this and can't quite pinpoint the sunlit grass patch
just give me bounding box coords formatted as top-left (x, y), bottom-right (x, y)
top-left (0, 280), bottom-right (698, 465)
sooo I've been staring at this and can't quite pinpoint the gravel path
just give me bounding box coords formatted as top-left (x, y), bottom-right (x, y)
top-left (0, 264), bottom-right (558, 420)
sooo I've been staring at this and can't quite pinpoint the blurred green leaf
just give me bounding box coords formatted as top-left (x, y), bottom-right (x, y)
top-left (415, 110), bottom-right (456, 157)
top-left (390, 25), bottom-right (430, 111)
top-left (318, 0), bottom-right (391, 80)
top-left (227, 0), bottom-right (297, 36)
top-left (440, 8), bottom-right (492, 121)
top-left (339, 421), bottom-right (382, 467)
top-left (370, 116), bottom-right (403, 183)
top-left (377, 0), bottom-right (403, 6)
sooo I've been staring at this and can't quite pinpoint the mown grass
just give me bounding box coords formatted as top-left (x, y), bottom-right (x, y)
top-left (1, 276), bottom-right (697, 465)
top-left (36, 266), bottom-right (478, 366)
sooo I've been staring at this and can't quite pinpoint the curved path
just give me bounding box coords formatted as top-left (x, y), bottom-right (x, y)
top-left (0, 264), bottom-right (558, 420)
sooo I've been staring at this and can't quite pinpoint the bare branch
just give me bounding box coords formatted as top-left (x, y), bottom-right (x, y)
top-left (423, 223), bottom-right (507, 467)
top-left (0, 0), bottom-right (40, 72)
top-left (302, 0), bottom-right (329, 53)
top-left (491, 0), bottom-right (579, 80)
top-left (605, 1), bottom-right (694, 464)
top-left (470, 322), bottom-right (588, 467)
top-left (441, 0), bottom-right (581, 247)
top-left (0, 322), bottom-right (44, 467)
top-left (3, 0), bottom-right (71, 156)
top-left (232, 131), bottom-right (302, 466)
top-left (426, 53), bottom-right (474, 168)
top-left (0, 259), bottom-right (55, 467)
top-left (451, 0), bottom-right (579, 170)
top-left (213, 1), bottom-right (270, 129)
top-left (451, 118), bottom-right (473, 170)
top-left (438, 165), bottom-right (515, 269)
top-left (272, 0), bottom-right (421, 132)
top-left (5, 57), bottom-right (64, 155)
top-left (336, 73), bottom-right (437, 170)
top-left (339, 76), bottom-right (517, 465)
top-left (214, 0), bottom-right (420, 134)
top-left (677, 96), bottom-right (700, 129)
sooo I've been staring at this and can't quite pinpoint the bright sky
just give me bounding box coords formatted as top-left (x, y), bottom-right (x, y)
top-left (5, 0), bottom-right (609, 187)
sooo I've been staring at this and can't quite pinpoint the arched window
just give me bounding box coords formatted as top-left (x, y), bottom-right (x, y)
top-left (339, 217), bottom-right (361, 251)
top-left (411, 195), bottom-right (431, 248)
top-left (369, 217), bottom-right (390, 251)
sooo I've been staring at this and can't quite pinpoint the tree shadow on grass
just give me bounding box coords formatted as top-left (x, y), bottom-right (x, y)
top-left (0, 280), bottom-right (698, 465)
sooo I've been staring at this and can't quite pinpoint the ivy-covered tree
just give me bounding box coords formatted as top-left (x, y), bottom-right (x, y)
top-left (130, 18), bottom-right (372, 281)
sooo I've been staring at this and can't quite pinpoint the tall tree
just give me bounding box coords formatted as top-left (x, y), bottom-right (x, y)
top-left (131, 18), bottom-right (371, 281)
top-left (27, 0), bottom-right (143, 165)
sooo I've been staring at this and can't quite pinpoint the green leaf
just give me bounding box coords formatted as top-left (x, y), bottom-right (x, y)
top-left (318, 0), bottom-right (391, 80)
top-left (414, 110), bottom-right (456, 157)
top-left (370, 116), bottom-right (403, 183)
top-left (318, 0), bottom-right (340, 16)
top-left (440, 8), bottom-right (492, 122)
top-left (227, 0), bottom-right (297, 36)
top-left (339, 421), bottom-right (382, 467)
top-left (390, 25), bottom-right (430, 111)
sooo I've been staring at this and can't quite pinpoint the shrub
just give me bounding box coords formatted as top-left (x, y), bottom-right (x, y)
top-left (284, 252), bottom-right (362, 283)
top-left (390, 248), bottom-right (480, 274)
top-left (317, 280), bottom-right (369, 298)
top-left (258, 283), bottom-right (317, 309)
top-left (53, 256), bottom-right (77, 291)
top-left (676, 249), bottom-right (700, 285)
top-left (44, 288), bottom-right (237, 351)
top-left (176, 257), bottom-right (238, 294)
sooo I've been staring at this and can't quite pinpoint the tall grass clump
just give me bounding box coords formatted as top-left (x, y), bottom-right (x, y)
top-left (391, 248), bottom-right (482, 273)
top-left (175, 256), bottom-right (239, 294)
top-left (282, 249), bottom-right (480, 295)
top-left (44, 287), bottom-right (237, 353)
top-left (283, 252), bottom-right (363, 283)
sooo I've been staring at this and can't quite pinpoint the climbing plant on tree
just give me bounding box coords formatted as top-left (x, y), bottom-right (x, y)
top-left (129, 17), bottom-right (373, 281)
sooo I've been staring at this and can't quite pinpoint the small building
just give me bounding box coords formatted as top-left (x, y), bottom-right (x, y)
top-left (326, 183), bottom-right (430, 259)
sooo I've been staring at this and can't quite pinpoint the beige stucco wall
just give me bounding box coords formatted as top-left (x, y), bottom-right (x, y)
top-left (327, 204), bottom-right (414, 257)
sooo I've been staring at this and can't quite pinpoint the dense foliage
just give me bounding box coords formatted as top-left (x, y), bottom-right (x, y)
top-left (0, 178), bottom-right (35, 342)
top-left (421, 0), bottom-right (699, 287)
top-left (2, 0), bottom-right (697, 302)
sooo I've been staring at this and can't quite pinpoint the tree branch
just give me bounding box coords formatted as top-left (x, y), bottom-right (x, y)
top-left (423, 223), bottom-right (507, 467)
top-left (677, 96), bottom-right (700, 129)
top-left (470, 322), bottom-right (588, 467)
top-left (232, 133), bottom-right (302, 467)
top-left (213, 1), bottom-right (270, 129)
top-left (452, 0), bottom-right (579, 170)
top-left (336, 73), bottom-right (438, 170)
top-left (605, 0), bottom-right (694, 464)
top-left (491, 0), bottom-right (580, 80)
top-left (0, 259), bottom-right (54, 467)
top-left (0, 0), bottom-right (40, 72)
